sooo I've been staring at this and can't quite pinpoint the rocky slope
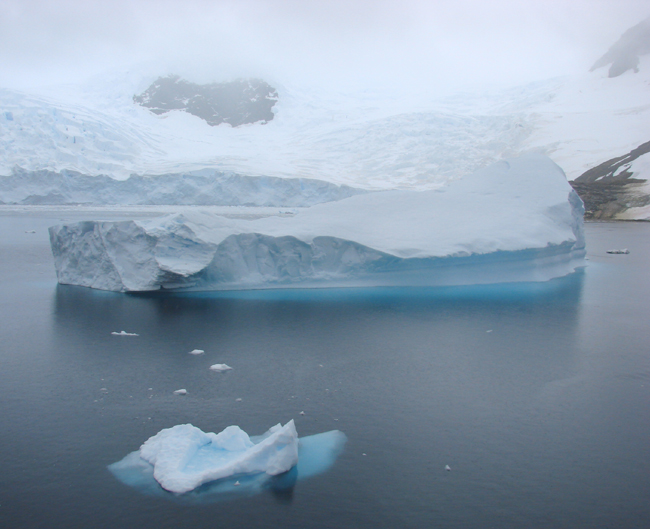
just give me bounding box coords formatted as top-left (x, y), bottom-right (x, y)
top-left (570, 141), bottom-right (650, 219)
top-left (133, 75), bottom-right (277, 127)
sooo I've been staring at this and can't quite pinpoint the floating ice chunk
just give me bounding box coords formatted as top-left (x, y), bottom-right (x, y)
top-left (173, 389), bottom-right (187, 396)
top-left (188, 349), bottom-right (205, 355)
top-left (209, 364), bottom-right (233, 372)
top-left (606, 248), bottom-right (630, 254)
top-left (136, 422), bottom-right (298, 493)
top-left (111, 331), bottom-right (139, 336)
top-left (109, 426), bottom-right (346, 503)
top-left (445, 465), bottom-right (451, 471)
top-left (25, 230), bottom-right (36, 234)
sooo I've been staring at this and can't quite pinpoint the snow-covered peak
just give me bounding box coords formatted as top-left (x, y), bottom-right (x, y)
top-left (1, 48), bottom-right (649, 190)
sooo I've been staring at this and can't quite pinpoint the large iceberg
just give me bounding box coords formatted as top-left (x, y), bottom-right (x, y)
top-left (49, 155), bottom-right (586, 292)
top-left (109, 421), bottom-right (347, 502)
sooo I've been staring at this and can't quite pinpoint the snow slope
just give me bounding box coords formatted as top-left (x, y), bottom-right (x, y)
top-left (1, 59), bottom-right (648, 192)
top-left (48, 155), bottom-right (585, 292)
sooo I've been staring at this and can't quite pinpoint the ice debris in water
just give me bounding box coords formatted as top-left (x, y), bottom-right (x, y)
top-left (173, 389), bottom-right (187, 396)
top-left (137, 422), bottom-right (297, 493)
top-left (209, 364), bottom-right (233, 372)
top-left (445, 465), bottom-right (451, 471)
top-left (109, 424), bottom-right (347, 502)
top-left (111, 331), bottom-right (139, 336)
top-left (606, 249), bottom-right (630, 254)
top-left (188, 349), bottom-right (204, 355)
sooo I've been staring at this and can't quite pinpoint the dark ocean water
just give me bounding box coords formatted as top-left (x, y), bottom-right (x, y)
top-left (0, 211), bottom-right (649, 529)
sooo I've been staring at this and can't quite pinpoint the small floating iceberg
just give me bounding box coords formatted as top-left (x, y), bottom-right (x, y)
top-left (188, 349), bottom-right (205, 355)
top-left (111, 331), bottom-right (139, 336)
top-left (209, 363), bottom-right (233, 372)
top-left (109, 422), bottom-right (346, 503)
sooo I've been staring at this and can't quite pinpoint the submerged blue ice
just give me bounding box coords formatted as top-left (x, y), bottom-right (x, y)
top-left (108, 429), bottom-right (347, 503)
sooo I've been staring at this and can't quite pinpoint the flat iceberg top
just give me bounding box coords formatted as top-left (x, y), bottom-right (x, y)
top-left (140, 421), bottom-right (298, 494)
top-left (49, 155), bottom-right (585, 292)
top-left (141, 155), bottom-right (581, 260)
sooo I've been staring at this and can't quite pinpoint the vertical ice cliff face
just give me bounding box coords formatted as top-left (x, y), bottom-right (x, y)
top-left (49, 219), bottom-right (218, 291)
top-left (49, 155), bottom-right (586, 292)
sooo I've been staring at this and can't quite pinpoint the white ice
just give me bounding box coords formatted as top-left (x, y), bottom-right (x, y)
top-left (131, 421), bottom-right (299, 494)
top-left (49, 155), bottom-right (586, 292)
top-left (109, 425), bottom-right (347, 502)
top-left (173, 389), bottom-right (187, 396)
top-left (111, 331), bottom-right (139, 336)
top-left (188, 349), bottom-right (204, 355)
top-left (209, 364), bottom-right (233, 372)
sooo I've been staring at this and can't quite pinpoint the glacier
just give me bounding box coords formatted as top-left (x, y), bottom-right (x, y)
top-left (0, 167), bottom-right (365, 207)
top-left (108, 421), bottom-right (347, 501)
top-left (49, 155), bottom-right (585, 292)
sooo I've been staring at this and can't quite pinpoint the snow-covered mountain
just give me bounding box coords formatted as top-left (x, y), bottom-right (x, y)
top-left (1, 20), bottom-right (649, 216)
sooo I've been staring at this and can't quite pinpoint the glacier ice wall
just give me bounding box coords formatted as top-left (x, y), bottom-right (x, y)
top-left (49, 155), bottom-right (586, 292)
top-left (0, 167), bottom-right (365, 207)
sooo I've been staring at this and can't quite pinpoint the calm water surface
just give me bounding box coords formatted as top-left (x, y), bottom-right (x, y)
top-left (0, 210), bottom-right (649, 528)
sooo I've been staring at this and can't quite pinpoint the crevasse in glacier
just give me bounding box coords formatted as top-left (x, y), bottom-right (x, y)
top-left (48, 155), bottom-right (586, 292)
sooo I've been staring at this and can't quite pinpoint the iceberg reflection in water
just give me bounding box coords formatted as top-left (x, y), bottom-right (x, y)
top-left (108, 430), bottom-right (347, 504)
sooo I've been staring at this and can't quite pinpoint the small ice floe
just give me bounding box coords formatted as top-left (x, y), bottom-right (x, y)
top-left (235, 398), bottom-right (242, 402)
top-left (486, 330), bottom-right (493, 333)
top-left (111, 331), bottom-right (139, 336)
top-left (188, 349), bottom-right (204, 355)
top-left (119, 422), bottom-right (298, 494)
top-left (25, 230), bottom-right (36, 234)
top-left (173, 389), bottom-right (188, 396)
top-left (445, 465), bottom-right (451, 471)
top-left (209, 364), bottom-right (233, 372)
top-left (299, 411), bottom-right (305, 416)
top-left (100, 388), bottom-right (108, 393)
top-left (234, 481), bottom-right (241, 486)
top-left (606, 249), bottom-right (630, 254)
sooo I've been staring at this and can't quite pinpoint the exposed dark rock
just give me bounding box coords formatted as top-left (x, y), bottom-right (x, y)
top-left (570, 140), bottom-right (650, 219)
top-left (590, 17), bottom-right (650, 77)
top-left (133, 75), bottom-right (278, 127)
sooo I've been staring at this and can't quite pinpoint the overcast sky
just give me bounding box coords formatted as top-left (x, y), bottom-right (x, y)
top-left (1, 0), bottom-right (649, 94)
